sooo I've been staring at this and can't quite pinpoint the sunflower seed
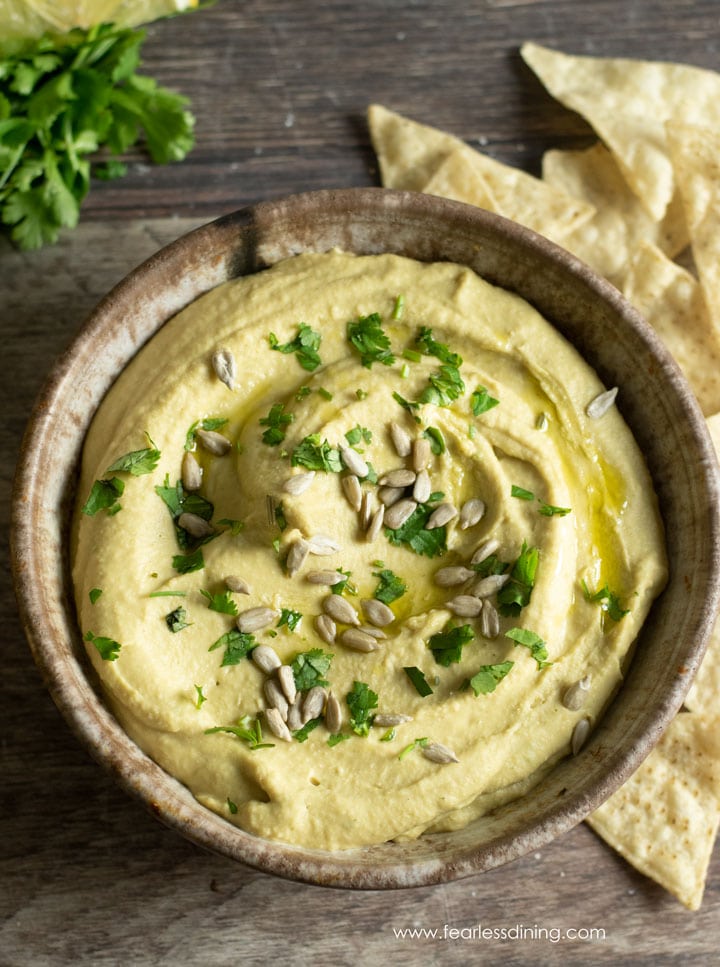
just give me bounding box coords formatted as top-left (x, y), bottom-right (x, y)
top-left (366, 505), bottom-right (385, 542)
top-left (265, 706), bottom-right (292, 741)
top-left (413, 468), bottom-right (432, 504)
top-left (459, 498), bottom-right (485, 529)
top-left (340, 627), bottom-right (380, 652)
top-left (586, 387), bottom-right (618, 419)
top-left (360, 624), bottom-right (387, 640)
top-left (211, 348), bottom-right (236, 390)
top-left (225, 575), bottom-right (251, 595)
top-left (283, 471), bottom-right (316, 496)
top-left (322, 594), bottom-right (359, 626)
top-left (325, 692), bottom-right (343, 733)
top-left (251, 644), bottom-right (281, 674)
top-left (571, 717), bottom-right (591, 756)
top-left (237, 606), bottom-right (279, 634)
top-left (306, 569), bottom-right (345, 586)
top-left (426, 502), bottom-right (457, 529)
top-left (434, 565), bottom-right (475, 588)
top-left (470, 538), bottom-right (501, 565)
top-left (446, 594), bottom-right (483, 617)
top-left (286, 699), bottom-right (305, 732)
top-left (422, 741), bottom-right (458, 764)
top-left (412, 437), bottom-right (431, 472)
top-left (303, 685), bottom-right (327, 723)
top-left (264, 679), bottom-right (289, 721)
top-left (469, 573), bottom-right (510, 598)
top-left (306, 533), bottom-right (341, 556)
top-left (379, 468), bottom-right (416, 488)
top-left (378, 485), bottom-right (405, 507)
top-left (178, 512), bottom-right (214, 538)
top-left (314, 613), bottom-right (337, 645)
top-left (562, 676), bottom-right (591, 711)
top-left (277, 664), bottom-right (297, 705)
top-left (373, 713), bottom-right (413, 727)
top-left (360, 490), bottom-right (375, 529)
top-left (341, 474), bottom-right (363, 512)
top-left (195, 428), bottom-right (231, 455)
top-left (384, 498), bottom-right (417, 529)
top-left (480, 600), bottom-right (500, 638)
top-left (360, 598), bottom-right (395, 627)
top-left (286, 538), bottom-right (310, 576)
top-left (389, 421), bottom-right (413, 457)
top-left (340, 445), bottom-right (369, 478)
top-left (181, 451), bottom-right (203, 491)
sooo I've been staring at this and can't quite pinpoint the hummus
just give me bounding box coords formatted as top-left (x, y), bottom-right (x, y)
top-left (72, 250), bottom-right (667, 850)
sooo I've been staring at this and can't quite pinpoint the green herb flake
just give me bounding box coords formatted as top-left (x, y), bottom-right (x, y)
top-left (380, 727), bottom-right (397, 742)
top-left (327, 732), bottom-right (351, 747)
top-left (497, 542), bottom-right (539, 617)
top-left (172, 548), bottom-right (205, 574)
top-left (423, 426), bottom-right (446, 455)
top-left (217, 517), bottom-right (244, 536)
top-left (346, 680), bottom-right (379, 736)
top-left (468, 661), bottom-right (514, 695)
top-left (89, 588), bottom-right (103, 605)
top-left (226, 797), bottom-right (238, 814)
top-left (470, 386), bottom-right (500, 416)
top-left (291, 648), bottom-right (334, 690)
top-left (398, 737), bottom-right (429, 761)
top-left (84, 630), bottom-right (121, 662)
top-left (582, 581), bottom-right (630, 622)
top-left (385, 502), bottom-right (447, 557)
top-left (428, 623), bottom-right (474, 666)
top-left (208, 629), bottom-right (256, 666)
top-left (81, 476), bottom-right (125, 516)
top-left (538, 501), bottom-right (572, 517)
top-left (278, 607), bottom-right (302, 632)
top-left (259, 402), bottom-right (294, 446)
top-left (415, 326), bottom-right (463, 368)
top-left (194, 684), bottom-right (207, 709)
top-left (330, 567), bottom-right (356, 596)
top-left (274, 501), bottom-right (288, 532)
top-left (293, 717), bottom-right (322, 743)
top-left (205, 715), bottom-right (273, 750)
top-left (165, 606), bottom-right (191, 633)
top-left (347, 312), bottom-right (396, 368)
top-left (418, 363), bottom-right (465, 407)
top-left (291, 434), bottom-right (343, 472)
top-left (505, 627), bottom-right (552, 669)
top-left (511, 484), bottom-right (535, 501)
top-left (200, 589), bottom-right (238, 616)
top-left (392, 294), bottom-right (405, 319)
top-left (269, 323), bottom-right (322, 371)
top-left (105, 438), bottom-right (160, 477)
top-left (403, 666), bottom-right (434, 697)
top-left (392, 390), bottom-right (422, 422)
top-left (372, 567), bottom-right (407, 605)
top-left (185, 416), bottom-right (228, 451)
top-left (345, 424), bottom-right (373, 447)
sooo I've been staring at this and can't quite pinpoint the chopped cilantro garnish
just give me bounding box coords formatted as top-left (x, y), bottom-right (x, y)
top-left (398, 737), bottom-right (429, 761)
top-left (347, 312), bottom-right (395, 368)
top-left (392, 294), bottom-right (405, 319)
top-left (331, 567), bottom-right (357, 596)
top-left (385, 502), bottom-right (447, 557)
top-left (582, 581), bottom-right (629, 622)
top-left (259, 402), bottom-right (294, 446)
top-left (226, 797), bottom-right (238, 813)
top-left (345, 424), bottom-right (373, 447)
top-left (205, 715), bottom-right (273, 750)
top-left (293, 717), bottom-right (322, 743)
top-left (208, 629), bottom-right (257, 666)
top-left (269, 323), bottom-right (322, 371)
top-left (392, 390), bottom-right (422, 422)
top-left (89, 588), bottom-right (103, 605)
top-left (155, 475), bottom-right (214, 550)
top-left (185, 416), bottom-right (228, 451)
top-left (380, 727), bottom-right (397, 742)
top-left (505, 627), bottom-right (552, 669)
top-left (278, 607), bottom-right (302, 632)
top-left (428, 623), bottom-right (474, 666)
top-left (81, 476), bottom-right (125, 516)
top-left (274, 501), bottom-right (288, 532)
top-left (415, 326), bottom-right (463, 368)
top-left (423, 426), bottom-right (446, 455)
top-left (200, 589), bottom-right (238, 616)
top-left (511, 484), bottom-right (535, 501)
top-left (194, 685), bottom-right (207, 709)
top-left (346, 680), bottom-right (378, 736)
top-left (372, 567), bottom-right (407, 604)
top-left (470, 386), bottom-right (500, 416)
top-left (105, 437), bottom-right (160, 476)
top-left (291, 648), bottom-right (334, 690)
top-left (217, 517), bottom-right (245, 535)
top-left (165, 606), bottom-right (191, 632)
top-left (472, 554), bottom-right (508, 578)
top-left (171, 547), bottom-right (205, 574)
top-left (467, 661), bottom-right (514, 695)
top-left (84, 630), bottom-right (121, 661)
top-left (538, 501), bottom-right (572, 517)
top-left (497, 542), bottom-right (539, 616)
top-left (403, 666), bottom-right (434, 697)
top-left (327, 732), bottom-right (351, 747)
top-left (291, 434), bottom-right (343, 472)
top-left (419, 363), bottom-right (465, 407)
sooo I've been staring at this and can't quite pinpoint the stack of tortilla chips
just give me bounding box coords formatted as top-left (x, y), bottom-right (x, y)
top-left (367, 42), bottom-right (720, 910)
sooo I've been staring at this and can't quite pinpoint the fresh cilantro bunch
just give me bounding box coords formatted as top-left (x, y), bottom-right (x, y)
top-left (0, 23), bottom-right (195, 250)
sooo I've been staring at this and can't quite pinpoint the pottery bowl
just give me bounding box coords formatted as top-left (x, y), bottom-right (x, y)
top-left (11, 188), bottom-right (720, 888)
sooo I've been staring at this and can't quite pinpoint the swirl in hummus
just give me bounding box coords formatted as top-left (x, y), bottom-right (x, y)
top-left (72, 250), bottom-right (667, 850)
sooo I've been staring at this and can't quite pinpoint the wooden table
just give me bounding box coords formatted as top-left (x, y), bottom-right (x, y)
top-left (3, 2), bottom-right (718, 963)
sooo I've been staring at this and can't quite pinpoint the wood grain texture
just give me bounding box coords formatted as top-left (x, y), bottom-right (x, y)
top-left (2, 1), bottom-right (719, 963)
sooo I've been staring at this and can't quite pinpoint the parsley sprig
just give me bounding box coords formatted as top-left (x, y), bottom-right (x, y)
top-left (269, 323), bottom-right (322, 371)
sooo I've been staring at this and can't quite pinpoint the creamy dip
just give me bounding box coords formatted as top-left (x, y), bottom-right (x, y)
top-left (72, 250), bottom-right (667, 850)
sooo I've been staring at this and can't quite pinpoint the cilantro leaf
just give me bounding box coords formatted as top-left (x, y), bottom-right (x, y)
top-left (347, 312), bottom-right (396, 368)
top-left (346, 680), bottom-right (378, 736)
top-left (105, 440), bottom-right (160, 476)
top-left (468, 661), bottom-right (514, 695)
top-left (185, 416), bottom-right (228, 451)
top-left (81, 476), bottom-right (124, 516)
top-left (345, 424), bottom-right (372, 447)
top-left (385, 502), bottom-right (447, 557)
top-left (89, 588), bottom-right (103, 604)
top-left (505, 627), bottom-right (551, 669)
top-left (277, 607), bottom-right (302, 632)
top-left (293, 717), bottom-right (322, 743)
top-left (497, 542), bottom-right (539, 616)
top-left (172, 548), bottom-right (205, 574)
top-left (398, 737), bottom-right (429, 761)
top-left (259, 402), bottom-right (294, 446)
top-left (511, 484), bottom-right (535, 501)
top-left (155, 475), bottom-right (214, 550)
top-left (208, 629), bottom-right (257, 666)
top-left (418, 363), bottom-right (465, 407)
top-left (205, 715), bottom-right (273, 750)
top-left (470, 386), bottom-right (499, 416)
top-left (582, 581), bottom-right (629, 622)
top-left (269, 323), bottom-right (322, 371)
top-left (538, 501), bottom-right (572, 517)
top-left (403, 666), bottom-right (433, 697)
top-left (291, 648), bottom-right (334, 690)
top-left (200, 589), bottom-right (239, 616)
top-left (428, 623), bottom-right (474, 666)
top-left (415, 326), bottom-right (463, 368)
top-left (392, 391), bottom-right (421, 422)
top-left (291, 434), bottom-right (343, 472)
top-left (423, 426), bottom-right (446, 455)
top-left (372, 567), bottom-right (407, 604)
top-left (84, 629), bottom-right (121, 661)
top-left (165, 606), bottom-right (190, 633)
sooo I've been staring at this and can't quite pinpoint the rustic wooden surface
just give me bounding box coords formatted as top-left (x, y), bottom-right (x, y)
top-left (2, 1), bottom-right (719, 964)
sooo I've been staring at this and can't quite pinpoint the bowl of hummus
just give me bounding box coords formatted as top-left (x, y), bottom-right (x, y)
top-left (12, 188), bottom-right (720, 888)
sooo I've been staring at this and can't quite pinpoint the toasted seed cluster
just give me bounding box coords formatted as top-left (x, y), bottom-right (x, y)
top-left (432, 537), bottom-right (505, 640)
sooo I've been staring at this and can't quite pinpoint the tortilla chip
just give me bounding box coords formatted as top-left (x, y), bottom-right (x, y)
top-left (587, 712), bottom-right (720, 910)
top-left (622, 241), bottom-right (720, 416)
top-left (521, 42), bottom-right (720, 221)
top-left (367, 104), bottom-right (595, 242)
top-left (542, 142), bottom-right (688, 285)
top-left (665, 122), bottom-right (720, 332)
top-left (422, 148), bottom-right (500, 212)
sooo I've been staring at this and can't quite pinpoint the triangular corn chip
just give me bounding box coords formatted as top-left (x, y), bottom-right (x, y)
top-left (587, 712), bottom-right (720, 910)
top-left (422, 148), bottom-right (500, 212)
top-left (542, 142), bottom-right (688, 285)
top-left (622, 241), bottom-right (720, 416)
top-left (367, 104), bottom-right (595, 242)
top-left (521, 42), bottom-right (720, 221)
